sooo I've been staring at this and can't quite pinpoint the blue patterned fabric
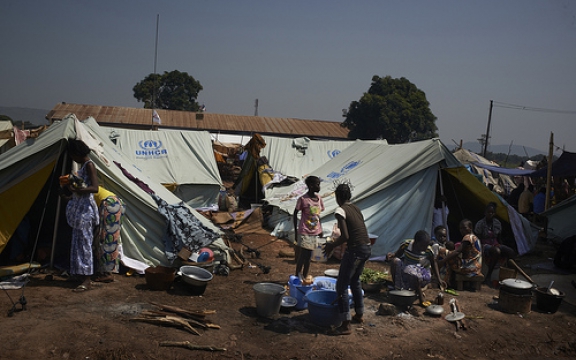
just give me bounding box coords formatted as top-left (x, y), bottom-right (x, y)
top-left (152, 194), bottom-right (220, 262)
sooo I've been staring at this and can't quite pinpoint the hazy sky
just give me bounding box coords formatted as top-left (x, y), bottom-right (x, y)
top-left (2, 0), bottom-right (575, 154)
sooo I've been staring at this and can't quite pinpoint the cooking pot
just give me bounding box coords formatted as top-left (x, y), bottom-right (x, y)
top-left (499, 278), bottom-right (534, 295)
top-left (388, 289), bottom-right (418, 307)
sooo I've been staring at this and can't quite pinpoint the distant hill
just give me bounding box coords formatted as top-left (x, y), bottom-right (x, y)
top-left (448, 141), bottom-right (546, 158)
top-left (0, 106), bottom-right (50, 126)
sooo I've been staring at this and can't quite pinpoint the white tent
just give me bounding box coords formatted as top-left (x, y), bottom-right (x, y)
top-left (259, 136), bottom-right (360, 180)
top-left (97, 126), bottom-right (223, 209)
top-left (0, 115), bottom-right (224, 270)
top-left (264, 139), bottom-right (538, 257)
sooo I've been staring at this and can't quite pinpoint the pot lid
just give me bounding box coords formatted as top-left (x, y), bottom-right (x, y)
top-left (500, 278), bottom-right (532, 289)
top-left (445, 312), bottom-right (465, 322)
top-left (426, 305), bottom-right (445, 315)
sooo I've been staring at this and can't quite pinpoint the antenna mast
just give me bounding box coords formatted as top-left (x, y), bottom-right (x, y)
top-left (152, 14), bottom-right (159, 129)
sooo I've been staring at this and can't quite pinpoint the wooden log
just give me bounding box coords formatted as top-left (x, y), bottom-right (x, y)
top-left (130, 316), bottom-right (200, 335)
top-left (159, 341), bottom-right (226, 352)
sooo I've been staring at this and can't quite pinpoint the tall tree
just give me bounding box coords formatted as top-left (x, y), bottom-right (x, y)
top-left (341, 75), bottom-right (438, 143)
top-left (133, 70), bottom-right (203, 111)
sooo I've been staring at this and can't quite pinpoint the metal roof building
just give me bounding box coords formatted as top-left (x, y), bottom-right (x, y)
top-left (46, 103), bottom-right (350, 140)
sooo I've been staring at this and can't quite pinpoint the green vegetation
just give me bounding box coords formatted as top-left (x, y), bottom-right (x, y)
top-left (133, 70), bottom-right (203, 111)
top-left (360, 268), bottom-right (389, 283)
top-left (341, 75), bottom-right (438, 144)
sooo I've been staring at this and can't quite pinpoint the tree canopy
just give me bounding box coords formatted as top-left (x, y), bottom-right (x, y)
top-left (341, 75), bottom-right (438, 144)
top-left (133, 70), bottom-right (203, 111)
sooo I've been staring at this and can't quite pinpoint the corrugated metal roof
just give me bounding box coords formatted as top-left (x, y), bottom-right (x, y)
top-left (46, 103), bottom-right (350, 140)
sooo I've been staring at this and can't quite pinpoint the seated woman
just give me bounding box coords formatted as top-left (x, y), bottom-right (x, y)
top-left (474, 202), bottom-right (517, 285)
top-left (388, 230), bottom-right (445, 305)
top-left (444, 219), bottom-right (483, 288)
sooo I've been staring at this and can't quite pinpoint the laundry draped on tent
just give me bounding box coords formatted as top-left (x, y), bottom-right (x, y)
top-left (153, 194), bottom-right (221, 263)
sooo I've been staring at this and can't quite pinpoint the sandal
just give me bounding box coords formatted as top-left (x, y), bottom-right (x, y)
top-left (93, 274), bottom-right (114, 283)
top-left (72, 284), bottom-right (90, 292)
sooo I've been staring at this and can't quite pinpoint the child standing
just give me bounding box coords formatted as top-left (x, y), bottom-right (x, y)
top-left (293, 176), bottom-right (324, 281)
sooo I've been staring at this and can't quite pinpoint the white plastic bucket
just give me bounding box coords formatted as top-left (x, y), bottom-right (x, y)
top-left (311, 238), bottom-right (327, 262)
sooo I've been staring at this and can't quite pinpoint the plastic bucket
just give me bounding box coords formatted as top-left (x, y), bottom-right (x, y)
top-left (304, 289), bottom-right (341, 327)
top-left (288, 276), bottom-right (314, 310)
top-left (253, 283), bottom-right (286, 317)
top-left (535, 287), bottom-right (565, 313)
top-left (311, 238), bottom-right (328, 262)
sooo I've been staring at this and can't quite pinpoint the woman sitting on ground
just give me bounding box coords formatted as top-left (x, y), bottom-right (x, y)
top-left (388, 230), bottom-right (446, 305)
top-left (444, 219), bottom-right (483, 288)
top-left (474, 202), bottom-right (517, 286)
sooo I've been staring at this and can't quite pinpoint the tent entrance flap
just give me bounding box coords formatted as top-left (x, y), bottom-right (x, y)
top-left (0, 162), bottom-right (54, 254)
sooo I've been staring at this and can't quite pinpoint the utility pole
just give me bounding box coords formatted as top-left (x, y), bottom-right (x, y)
top-left (483, 100), bottom-right (493, 157)
top-left (254, 99), bottom-right (259, 116)
top-left (545, 132), bottom-right (554, 211)
top-left (152, 14), bottom-right (159, 130)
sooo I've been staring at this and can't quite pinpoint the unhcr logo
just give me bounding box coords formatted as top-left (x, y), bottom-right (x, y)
top-left (326, 160), bottom-right (361, 179)
top-left (327, 149), bottom-right (341, 158)
top-left (135, 139), bottom-right (168, 158)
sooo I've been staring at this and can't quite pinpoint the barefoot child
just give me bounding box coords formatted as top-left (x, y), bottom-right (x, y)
top-left (293, 176), bottom-right (324, 281)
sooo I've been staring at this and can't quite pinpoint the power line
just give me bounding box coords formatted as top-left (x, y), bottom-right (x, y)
top-left (492, 101), bottom-right (576, 115)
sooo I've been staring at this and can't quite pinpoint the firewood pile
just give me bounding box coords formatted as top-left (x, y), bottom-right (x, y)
top-left (130, 302), bottom-right (225, 352)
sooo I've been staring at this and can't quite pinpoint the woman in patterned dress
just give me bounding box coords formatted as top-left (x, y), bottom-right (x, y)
top-left (64, 139), bottom-right (99, 292)
top-left (92, 186), bottom-right (125, 283)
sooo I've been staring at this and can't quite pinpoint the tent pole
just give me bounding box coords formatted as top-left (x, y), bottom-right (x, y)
top-left (438, 168), bottom-right (449, 242)
top-left (545, 132), bottom-right (553, 211)
top-left (50, 152), bottom-right (68, 268)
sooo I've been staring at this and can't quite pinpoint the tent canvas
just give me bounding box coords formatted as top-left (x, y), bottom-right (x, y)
top-left (452, 148), bottom-right (517, 196)
top-left (0, 115), bottom-right (223, 270)
top-left (263, 139), bottom-right (538, 257)
top-left (97, 126), bottom-right (223, 209)
top-left (0, 120), bottom-right (13, 154)
top-left (259, 136), bottom-right (360, 180)
top-left (542, 195), bottom-right (576, 241)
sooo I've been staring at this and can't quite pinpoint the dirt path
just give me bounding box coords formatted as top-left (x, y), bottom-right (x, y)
top-left (1, 234), bottom-right (575, 360)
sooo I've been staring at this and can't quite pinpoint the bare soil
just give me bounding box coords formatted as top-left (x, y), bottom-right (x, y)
top-left (1, 234), bottom-right (575, 360)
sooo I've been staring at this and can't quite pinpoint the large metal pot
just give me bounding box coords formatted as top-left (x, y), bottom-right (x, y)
top-left (388, 289), bottom-right (418, 307)
top-left (499, 278), bottom-right (534, 295)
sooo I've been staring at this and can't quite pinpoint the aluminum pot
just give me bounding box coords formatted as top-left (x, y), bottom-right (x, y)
top-left (499, 278), bottom-right (534, 295)
top-left (388, 289), bottom-right (418, 307)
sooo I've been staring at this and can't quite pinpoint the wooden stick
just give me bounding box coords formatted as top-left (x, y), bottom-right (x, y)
top-left (159, 341), bottom-right (226, 352)
top-left (130, 317), bottom-right (200, 335)
top-left (150, 302), bottom-right (216, 318)
top-left (508, 259), bottom-right (536, 284)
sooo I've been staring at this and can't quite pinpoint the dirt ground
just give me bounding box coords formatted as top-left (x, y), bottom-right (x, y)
top-left (1, 233), bottom-right (575, 360)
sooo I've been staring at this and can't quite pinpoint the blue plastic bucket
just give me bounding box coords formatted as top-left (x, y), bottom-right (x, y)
top-left (304, 289), bottom-right (341, 327)
top-left (288, 276), bottom-right (314, 310)
top-left (312, 276), bottom-right (362, 306)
